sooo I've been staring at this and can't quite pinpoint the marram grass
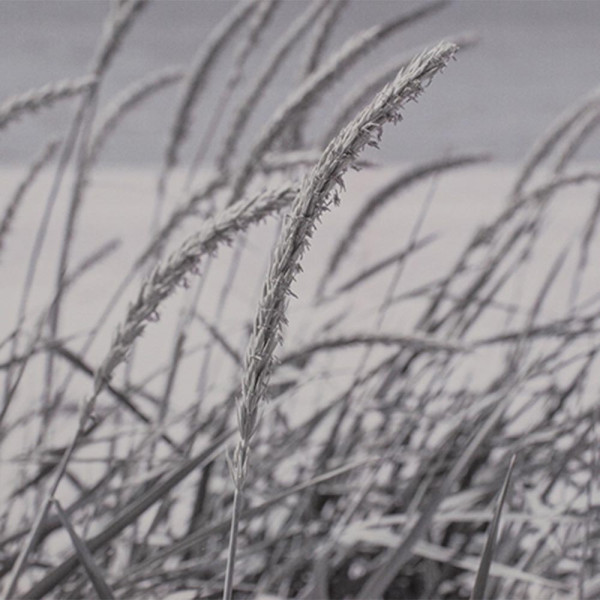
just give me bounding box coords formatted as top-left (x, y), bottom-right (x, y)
top-left (1, 3), bottom-right (600, 600)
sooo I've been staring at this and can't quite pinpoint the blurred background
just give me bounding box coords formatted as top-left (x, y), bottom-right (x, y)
top-left (1, 0), bottom-right (600, 165)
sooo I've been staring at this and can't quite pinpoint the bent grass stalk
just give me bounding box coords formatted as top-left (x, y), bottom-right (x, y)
top-left (317, 153), bottom-right (488, 297)
top-left (281, 332), bottom-right (469, 367)
top-left (331, 233), bottom-right (437, 297)
top-left (89, 66), bottom-right (184, 166)
top-left (512, 84), bottom-right (600, 198)
top-left (0, 139), bottom-right (59, 261)
top-left (1, 99), bottom-right (93, 427)
top-left (158, 0), bottom-right (256, 202)
top-left (228, 0), bottom-right (449, 204)
top-left (222, 41), bottom-right (458, 599)
top-left (2, 185), bottom-right (295, 599)
top-left (216, 0), bottom-right (328, 173)
top-left (285, 0), bottom-right (349, 149)
top-left (42, 0), bottom-right (151, 449)
top-left (322, 32), bottom-right (478, 146)
top-left (0, 75), bottom-right (95, 132)
top-left (187, 0), bottom-right (280, 182)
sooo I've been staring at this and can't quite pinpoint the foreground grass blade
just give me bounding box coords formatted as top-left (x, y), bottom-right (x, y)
top-left (116, 458), bottom-right (378, 589)
top-left (21, 429), bottom-right (233, 599)
top-left (470, 454), bottom-right (517, 600)
top-left (358, 389), bottom-right (517, 599)
top-left (52, 499), bottom-right (115, 600)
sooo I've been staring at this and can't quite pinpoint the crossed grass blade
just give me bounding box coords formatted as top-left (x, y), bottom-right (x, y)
top-left (52, 499), bottom-right (116, 600)
top-left (470, 454), bottom-right (517, 600)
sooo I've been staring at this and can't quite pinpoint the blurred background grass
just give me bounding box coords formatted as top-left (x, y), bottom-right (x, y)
top-left (2, 0), bottom-right (600, 165)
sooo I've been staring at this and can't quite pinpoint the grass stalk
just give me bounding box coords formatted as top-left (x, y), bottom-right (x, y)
top-left (222, 40), bottom-right (458, 597)
top-left (3, 5), bottom-right (600, 598)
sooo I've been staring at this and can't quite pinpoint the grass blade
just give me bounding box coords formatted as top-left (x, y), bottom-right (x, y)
top-left (52, 499), bottom-right (115, 600)
top-left (470, 454), bottom-right (517, 600)
top-left (20, 429), bottom-right (233, 599)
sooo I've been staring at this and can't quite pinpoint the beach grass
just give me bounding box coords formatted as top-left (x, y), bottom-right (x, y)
top-left (1, 1), bottom-right (600, 599)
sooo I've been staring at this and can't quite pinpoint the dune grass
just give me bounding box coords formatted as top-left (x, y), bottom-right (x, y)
top-left (1, 1), bottom-right (600, 599)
